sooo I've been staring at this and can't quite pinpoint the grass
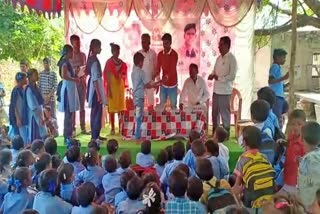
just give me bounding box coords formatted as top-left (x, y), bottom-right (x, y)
top-left (56, 125), bottom-right (243, 172)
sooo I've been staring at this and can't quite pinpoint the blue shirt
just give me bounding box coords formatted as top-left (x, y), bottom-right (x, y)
top-left (155, 164), bottom-right (165, 177)
top-left (264, 110), bottom-right (280, 138)
top-left (116, 198), bottom-right (144, 214)
top-left (207, 156), bottom-right (223, 180)
top-left (136, 152), bottom-right (155, 168)
top-left (160, 160), bottom-right (184, 186)
top-left (1, 188), bottom-right (34, 214)
top-left (102, 171), bottom-right (122, 205)
top-left (33, 191), bottom-right (72, 214)
top-left (183, 150), bottom-right (197, 172)
top-left (269, 64), bottom-right (284, 97)
top-left (88, 61), bottom-right (107, 107)
top-left (60, 183), bottom-right (75, 202)
top-left (75, 165), bottom-right (105, 187)
top-left (131, 65), bottom-right (148, 100)
top-left (71, 204), bottom-right (94, 214)
top-left (114, 191), bottom-right (128, 208)
top-left (165, 197), bottom-right (206, 214)
top-left (71, 161), bottom-right (85, 175)
top-left (10, 149), bottom-right (20, 167)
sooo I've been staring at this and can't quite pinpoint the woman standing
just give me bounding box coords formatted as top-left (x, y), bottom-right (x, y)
top-left (86, 39), bottom-right (107, 141)
top-left (58, 45), bottom-right (80, 144)
top-left (103, 43), bottom-right (128, 135)
top-left (24, 69), bottom-right (48, 143)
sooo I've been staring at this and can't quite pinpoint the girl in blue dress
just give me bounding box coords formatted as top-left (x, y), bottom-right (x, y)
top-left (57, 45), bottom-right (80, 144)
top-left (24, 69), bottom-right (48, 143)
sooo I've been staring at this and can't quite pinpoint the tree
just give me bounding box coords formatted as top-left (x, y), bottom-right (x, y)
top-left (0, 1), bottom-right (64, 62)
top-left (255, 0), bottom-right (320, 36)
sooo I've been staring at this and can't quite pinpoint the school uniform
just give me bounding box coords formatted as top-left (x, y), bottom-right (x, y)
top-left (75, 165), bottom-right (105, 187)
top-left (71, 161), bottom-right (85, 175)
top-left (183, 149), bottom-right (197, 172)
top-left (114, 191), bottom-right (128, 208)
top-left (136, 152), bottom-right (155, 167)
top-left (33, 191), bottom-right (72, 214)
top-left (60, 183), bottom-right (75, 202)
top-left (206, 155), bottom-right (223, 179)
top-left (87, 56), bottom-right (107, 140)
top-left (155, 164), bottom-right (165, 177)
top-left (0, 166), bottom-right (12, 207)
top-left (58, 60), bottom-right (80, 142)
top-left (10, 149), bottom-right (20, 167)
top-left (116, 198), bottom-right (144, 214)
top-left (102, 171), bottom-right (122, 204)
top-left (0, 188), bottom-right (34, 214)
top-left (24, 84), bottom-right (48, 143)
top-left (116, 167), bottom-right (134, 175)
top-left (71, 204), bottom-right (94, 214)
top-left (8, 86), bottom-right (28, 144)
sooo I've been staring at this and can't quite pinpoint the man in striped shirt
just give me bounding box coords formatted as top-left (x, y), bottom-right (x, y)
top-left (39, 57), bottom-right (58, 118)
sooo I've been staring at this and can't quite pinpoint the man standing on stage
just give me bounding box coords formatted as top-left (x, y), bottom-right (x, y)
top-left (208, 36), bottom-right (237, 137)
top-left (70, 34), bottom-right (89, 135)
top-left (155, 33), bottom-right (179, 110)
top-left (139, 33), bottom-right (157, 109)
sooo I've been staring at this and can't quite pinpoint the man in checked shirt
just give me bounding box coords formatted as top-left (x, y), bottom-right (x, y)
top-left (39, 57), bottom-right (58, 118)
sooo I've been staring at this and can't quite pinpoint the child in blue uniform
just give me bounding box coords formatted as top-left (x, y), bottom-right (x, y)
top-left (33, 169), bottom-right (72, 214)
top-left (0, 149), bottom-right (12, 207)
top-left (71, 182), bottom-right (96, 214)
top-left (0, 167), bottom-right (34, 214)
top-left (65, 145), bottom-right (85, 174)
top-left (136, 140), bottom-right (155, 168)
top-left (102, 156), bottom-right (121, 205)
top-left (58, 163), bottom-right (75, 203)
top-left (10, 135), bottom-right (24, 167)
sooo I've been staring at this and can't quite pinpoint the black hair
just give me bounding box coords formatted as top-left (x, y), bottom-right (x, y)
top-left (15, 150), bottom-right (34, 168)
top-left (57, 44), bottom-right (73, 76)
top-left (22, 210), bottom-right (39, 214)
top-left (215, 127), bottom-right (229, 143)
top-left (8, 167), bottom-right (30, 193)
top-left (184, 23), bottom-right (196, 32)
top-left (196, 158), bottom-right (213, 181)
top-left (250, 100), bottom-right (270, 123)
top-left (176, 164), bottom-right (190, 177)
top-left (189, 63), bottom-right (198, 71)
top-left (165, 145), bottom-right (173, 162)
top-left (88, 140), bottom-right (100, 151)
top-left (120, 170), bottom-right (135, 190)
top-left (142, 173), bottom-right (158, 187)
top-left (58, 163), bottom-right (74, 184)
top-left (169, 169), bottom-right (188, 197)
top-left (15, 72), bottom-right (27, 82)
top-left (44, 137), bottom-right (57, 156)
top-left (161, 33), bottom-right (172, 42)
top-left (70, 34), bottom-right (80, 42)
top-left (127, 176), bottom-right (144, 200)
top-left (289, 109), bottom-right (306, 122)
top-left (104, 155), bottom-right (117, 173)
top-left (273, 48), bottom-right (287, 59)
top-left (43, 57), bottom-right (50, 64)
top-left (242, 126), bottom-right (261, 149)
top-left (0, 149), bottom-right (11, 172)
top-left (27, 68), bottom-right (38, 79)
top-left (156, 149), bottom-right (168, 166)
top-left (257, 87), bottom-right (276, 107)
top-left (31, 139), bottom-right (45, 155)
top-left (107, 139), bottom-right (118, 155)
top-left (191, 139), bottom-right (206, 157)
top-left (87, 39), bottom-right (101, 61)
top-left (119, 151), bottom-right (131, 169)
top-left (34, 152), bottom-right (52, 175)
top-left (38, 169), bottom-right (58, 196)
top-left (220, 36), bottom-right (231, 49)
top-left (110, 43), bottom-right (120, 51)
top-left (82, 149), bottom-right (98, 169)
top-left (44, 105), bottom-right (51, 112)
top-left (205, 139), bottom-right (220, 157)
top-left (51, 155), bottom-right (61, 169)
top-left (134, 52), bottom-right (145, 66)
top-left (172, 141), bottom-right (185, 160)
top-left (77, 182), bottom-right (96, 207)
top-left (141, 33), bottom-right (151, 40)
top-left (66, 145), bottom-right (81, 163)
top-left (187, 176), bottom-right (203, 201)
top-left (141, 140), bottom-right (151, 155)
top-left (11, 135), bottom-right (24, 151)
top-left (20, 59), bottom-right (28, 66)
top-left (187, 130), bottom-right (201, 151)
top-left (302, 121), bottom-right (320, 146)
top-left (140, 182), bottom-right (162, 214)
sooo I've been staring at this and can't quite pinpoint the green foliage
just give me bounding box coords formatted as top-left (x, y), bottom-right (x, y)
top-left (0, 2), bottom-right (64, 63)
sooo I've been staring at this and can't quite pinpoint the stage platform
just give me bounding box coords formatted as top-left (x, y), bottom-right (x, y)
top-left (55, 125), bottom-right (243, 172)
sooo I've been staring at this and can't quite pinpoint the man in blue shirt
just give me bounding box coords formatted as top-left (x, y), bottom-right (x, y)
top-left (269, 49), bottom-right (289, 128)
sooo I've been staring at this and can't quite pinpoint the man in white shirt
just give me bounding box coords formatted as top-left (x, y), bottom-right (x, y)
top-left (208, 36), bottom-right (237, 137)
top-left (139, 34), bottom-right (157, 109)
top-left (179, 63), bottom-right (210, 111)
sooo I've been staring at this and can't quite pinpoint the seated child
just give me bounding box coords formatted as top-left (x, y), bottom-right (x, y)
top-left (0, 167), bottom-right (34, 214)
top-left (136, 140), bottom-right (155, 168)
top-left (196, 158), bottom-right (230, 204)
top-left (183, 139), bottom-right (206, 173)
top-left (205, 139), bottom-right (229, 179)
top-left (33, 169), bottom-right (72, 214)
top-left (115, 170), bottom-right (135, 208)
top-left (51, 155), bottom-right (61, 169)
top-left (281, 109), bottom-right (306, 194)
top-left (187, 176), bottom-right (206, 213)
top-left (186, 130), bottom-right (201, 151)
top-left (58, 163), bottom-right (75, 203)
top-left (213, 127), bottom-right (230, 164)
top-left (0, 125), bottom-right (10, 147)
top-left (32, 152), bottom-right (52, 187)
top-left (10, 135), bottom-right (24, 167)
top-left (43, 106), bottom-right (58, 137)
top-left (165, 169), bottom-right (205, 214)
top-left (117, 176), bottom-right (144, 214)
top-left (102, 156), bottom-right (121, 205)
top-left (182, 131), bottom-right (201, 172)
top-left (298, 121), bottom-right (320, 209)
top-left (71, 182), bottom-right (96, 213)
top-left (117, 151), bottom-right (132, 174)
top-left (31, 139), bottom-right (45, 157)
top-left (44, 137), bottom-right (58, 156)
top-left (102, 139), bottom-right (118, 168)
top-left (155, 149), bottom-right (168, 177)
top-left (65, 146), bottom-right (85, 174)
top-left (138, 182), bottom-right (163, 214)
top-left (15, 150), bottom-right (35, 168)
top-left (75, 149), bottom-right (105, 188)
top-left (233, 126), bottom-right (275, 208)
top-left (0, 149), bottom-right (13, 206)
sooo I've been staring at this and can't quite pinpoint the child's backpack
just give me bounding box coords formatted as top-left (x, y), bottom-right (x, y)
top-left (242, 152), bottom-right (275, 208)
top-left (259, 128), bottom-right (276, 165)
top-left (206, 180), bottom-right (236, 213)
